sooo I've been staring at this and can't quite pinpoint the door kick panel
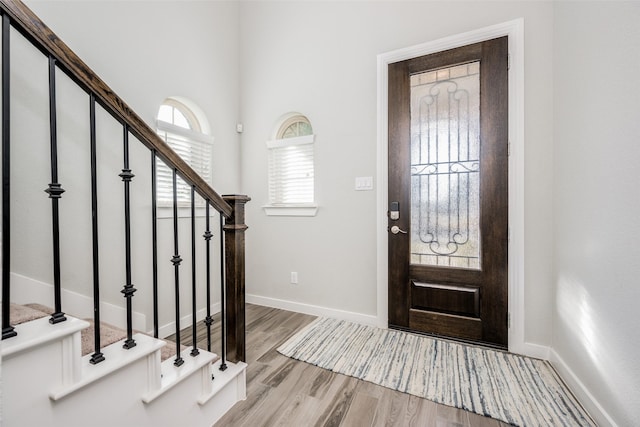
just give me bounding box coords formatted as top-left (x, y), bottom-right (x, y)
top-left (411, 281), bottom-right (480, 318)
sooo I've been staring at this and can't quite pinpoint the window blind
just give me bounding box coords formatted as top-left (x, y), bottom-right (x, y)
top-left (267, 135), bottom-right (315, 204)
top-left (156, 120), bottom-right (214, 205)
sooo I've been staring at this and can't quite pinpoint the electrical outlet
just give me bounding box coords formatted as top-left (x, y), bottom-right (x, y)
top-left (290, 272), bottom-right (298, 284)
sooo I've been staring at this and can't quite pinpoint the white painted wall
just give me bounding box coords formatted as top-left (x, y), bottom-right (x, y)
top-left (552, 3), bottom-right (640, 426)
top-left (24, 0), bottom-right (241, 194)
top-left (13, 0), bottom-right (242, 337)
top-left (239, 1), bottom-right (555, 343)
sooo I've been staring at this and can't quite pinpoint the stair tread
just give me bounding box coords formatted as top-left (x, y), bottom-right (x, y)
top-left (1, 316), bottom-right (90, 358)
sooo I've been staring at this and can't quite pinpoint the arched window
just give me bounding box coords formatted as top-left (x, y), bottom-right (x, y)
top-left (156, 98), bottom-right (213, 204)
top-left (265, 113), bottom-right (317, 216)
top-left (276, 115), bottom-right (313, 139)
top-left (157, 98), bottom-right (201, 132)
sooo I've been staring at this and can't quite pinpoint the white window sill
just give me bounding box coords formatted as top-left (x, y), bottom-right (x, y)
top-left (263, 204), bottom-right (318, 217)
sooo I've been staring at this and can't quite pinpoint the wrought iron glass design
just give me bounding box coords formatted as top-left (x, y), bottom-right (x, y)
top-left (410, 62), bottom-right (481, 269)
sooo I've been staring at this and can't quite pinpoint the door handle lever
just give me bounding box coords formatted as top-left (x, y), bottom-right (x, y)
top-left (390, 225), bottom-right (407, 235)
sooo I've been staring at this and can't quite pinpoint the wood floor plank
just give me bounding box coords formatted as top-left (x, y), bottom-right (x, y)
top-left (173, 304), bottom-right (512, 427)
top-left (268, 393), bottom-right (314, 427)
top-left (264, 366), bottom-right (337, 426)
top-left (213, 382), bottom-right (271, 426)
top-left (281, 395), bottom-right (325, 426)
top-left (467, 411), bottom-right (502, 427)
top-left (404, 395), bottom-right (438, 426)
top-left (246, 360), bottom-right (269, 385)
top-left (248, 354), bottom-right (292, 388)
top-left (436, 403), bottom-right (469, 427)
top-left (313, 376), bottom-right (359, 427)
top-left (252, 326), bottom-right (303, 363)
top-left (242, 362), bottom-right (320, 427)
top-left (355, 378), bottom-right (386, 400)
top-left (262, 358), bottom-right (300, 388)
top-left (245, 330), bottom-right (279, 365)
top-left (307, 367), bottom-right (335, 400)
top-left (371, 387), bottom-right (411, 427)
top-left (254, 308), bottom-right (297, 334)
top-left (341, 390), bottom-right (378, 427)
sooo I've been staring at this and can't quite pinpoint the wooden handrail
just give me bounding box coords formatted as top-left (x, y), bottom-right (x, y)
top-left (0, 0), bottom-right (232, 218)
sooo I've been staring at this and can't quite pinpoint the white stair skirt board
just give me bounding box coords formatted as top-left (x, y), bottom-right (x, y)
top-left (50, 333), bottom-right (166, 401)
top-left (199, 360), bottom-right (248, 406)
top-left (2, 316), bottom-right (247, 427)
top-left (142, 347), bottom-right (217, 403)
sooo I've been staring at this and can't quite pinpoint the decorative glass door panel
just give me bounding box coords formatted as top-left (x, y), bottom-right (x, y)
top-left (409, 62), bottom-right (480, 269)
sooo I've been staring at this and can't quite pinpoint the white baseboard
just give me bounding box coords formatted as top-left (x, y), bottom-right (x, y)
top-left (157, 302), bottom-right (221, 339)
top-left (246, 294), bottom-right (378, 327)
top-left (516, 341), bottom-right (551, 360)
top-left (550, 349), bottom-right (618, 427)
top-left (10, 272), bottom-right (146, 332)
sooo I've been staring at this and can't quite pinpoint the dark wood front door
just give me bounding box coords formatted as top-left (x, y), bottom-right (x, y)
top-left (388, 37), bottom-right (509, 348)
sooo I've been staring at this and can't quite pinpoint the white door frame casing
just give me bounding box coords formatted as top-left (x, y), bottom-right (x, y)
top-left (376, 19), bottom-right (530, 356)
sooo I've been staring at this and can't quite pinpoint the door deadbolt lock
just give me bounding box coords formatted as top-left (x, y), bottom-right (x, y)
top-left (389, 201), bottom-right (400, 220)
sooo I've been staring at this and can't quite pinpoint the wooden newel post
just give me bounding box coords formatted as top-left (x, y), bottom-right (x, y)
top-left (222, 194), bottom-right (250, 363)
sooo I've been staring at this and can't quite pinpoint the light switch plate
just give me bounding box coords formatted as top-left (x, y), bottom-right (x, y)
top-left (355, 176), bottom-right (373, 191)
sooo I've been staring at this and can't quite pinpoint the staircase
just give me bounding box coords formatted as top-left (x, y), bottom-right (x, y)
top-left (2, 311), bottom-right (247, 426)
top-left (0, 0), bottom-right (249, 425)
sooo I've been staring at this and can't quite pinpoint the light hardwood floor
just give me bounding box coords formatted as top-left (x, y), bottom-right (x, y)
top-left (171, 304), bottom-right (509, 427)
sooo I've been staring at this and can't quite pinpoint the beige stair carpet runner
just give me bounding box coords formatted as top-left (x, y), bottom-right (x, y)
top-left (9, 302), bottom-right (184, 361)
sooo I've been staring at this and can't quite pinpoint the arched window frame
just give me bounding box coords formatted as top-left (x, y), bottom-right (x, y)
top-left (264, 113), bottom-right (318, 217)
top-left (155, 98), bottom-right (214, 208)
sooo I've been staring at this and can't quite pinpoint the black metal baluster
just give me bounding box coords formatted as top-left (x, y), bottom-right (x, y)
top-left (151, 151), bottom-right (159, 338)
top-left (190, 186), bottom-right (199, 357)
top-left (171, 169), bottom-right (184, 367)
top-left (45, 55), bottom-right (66, 325)
top-left (120, 125), bottom-right (136, 349)
top-left (1, 14), bottom-right (16, 340)
top-left (219, 213), bottom-right (227, 371)
top-left (203, 202), bottom-right (213, 352)
top-left (89, 93), bottom-right (104, 364)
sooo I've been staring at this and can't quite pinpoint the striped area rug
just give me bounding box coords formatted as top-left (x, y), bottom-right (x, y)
top-left (277, 317), bottom-right (595, 427)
